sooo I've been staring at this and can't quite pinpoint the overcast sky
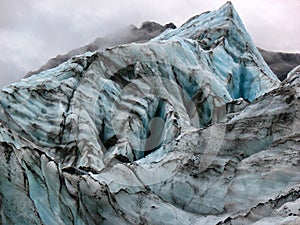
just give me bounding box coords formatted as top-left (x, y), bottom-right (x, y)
top-left (0, 0), bottom-right (299, 88)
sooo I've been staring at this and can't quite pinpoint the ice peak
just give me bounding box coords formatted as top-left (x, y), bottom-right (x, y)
top-left (222, 1), bottom-right (234, 9)
top-left (155, 2), bottom-right (246, 42)
top-left (219, 1), bottom-right (237, 19)
top-left (154, 2), bottom-right (279, 88)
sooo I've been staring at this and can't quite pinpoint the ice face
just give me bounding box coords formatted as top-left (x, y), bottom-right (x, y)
top-left (155, 2), bottom-right (279, 100)
top-left (1, 2), bottom-right (299, 225)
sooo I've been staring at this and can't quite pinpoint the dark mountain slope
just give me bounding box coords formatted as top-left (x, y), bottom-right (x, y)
top-left (258, 47), bottom-right (300, 80)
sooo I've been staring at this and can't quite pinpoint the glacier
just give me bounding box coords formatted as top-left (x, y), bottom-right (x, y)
top-left (1, 2), bottom-right (300, 225)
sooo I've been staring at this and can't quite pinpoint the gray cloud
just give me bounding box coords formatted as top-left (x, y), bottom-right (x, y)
top-left (0, 0), bottom-right (299, 88)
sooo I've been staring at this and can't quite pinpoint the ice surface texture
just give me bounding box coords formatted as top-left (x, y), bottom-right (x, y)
top-left (1, 2), bottom-right (299, 225)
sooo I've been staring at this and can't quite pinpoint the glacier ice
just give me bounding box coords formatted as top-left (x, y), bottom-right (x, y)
top-left (1, 2), bottom-right (299, 225)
